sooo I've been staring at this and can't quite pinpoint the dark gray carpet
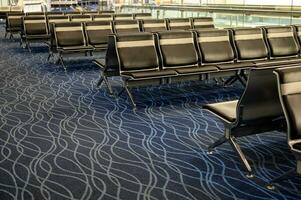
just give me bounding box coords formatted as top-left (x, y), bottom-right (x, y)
top-left (0, 25), bottom-right (300, 200)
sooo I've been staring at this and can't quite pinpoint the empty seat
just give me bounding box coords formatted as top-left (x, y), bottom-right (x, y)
top-left (70, 14), bottom-right (92, 22)
top-left (157, 31), bottom-right (218, 75)
top-left (168, 18), bottom-right (191, 30)
top-left (114, 14), bottom-right (133, 20)
top-left (22, 15), bottom-right (50, 52)
top-left (140, 19), bottom-right (167, 32)
top-left (85, 21), bottom-right (113, 50)
top-left (191, 17), bottom-right (215, 30)
top-left (204, 68), bottom-right (284, 176)
top-left (269, 66), bottom-right (301, 189)
top-left (53, 22), bottom-right (93, 69)
top-left (113, 20), bottom-right (140, 34)
top-left (5, 12), bottom-right (24, 38)
top-left (116, 32), bottom-right (177, 107)
top-left (232, 27), bottom-right (269, 62)
top-left (256, 26), bottom-right (301, 67)
top-left (197, 29), bottom-right (254, 71)
top-left (134, 13), bottom-right (152, 20)
top-left (93, 14), bottom-right (113, 21)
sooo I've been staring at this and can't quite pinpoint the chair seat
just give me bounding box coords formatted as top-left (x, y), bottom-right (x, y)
top-left (122, 69), bottom-right (177, 79)
top-left (255, 57), bottom-right (301, 68)
top-left (216, 62), bottom-right (255, 71)
top-left (203, 100), bottom-right (238, 123)
top-left (58, 45), bottom-right (94, 52)
top-left (175, 65), bottom-right (218, 74)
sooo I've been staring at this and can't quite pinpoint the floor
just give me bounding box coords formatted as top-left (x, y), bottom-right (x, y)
top-left (0, 25), bottom-right (300, 200)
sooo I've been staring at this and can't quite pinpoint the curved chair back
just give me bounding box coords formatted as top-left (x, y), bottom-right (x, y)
top-left (274, 66), bottom-right (301, 142)
top-left (237, 68), bottom-right (283, 123)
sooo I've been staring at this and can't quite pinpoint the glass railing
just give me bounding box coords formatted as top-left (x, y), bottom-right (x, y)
top-left (119, 4), bottom-right (301, 28)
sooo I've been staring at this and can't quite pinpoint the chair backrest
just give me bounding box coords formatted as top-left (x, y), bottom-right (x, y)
top-left (6, 13), bottom-right (24, 31)
top-left (23, 15), bottom-right (48, 35)
top-left (26, 12), bottom-right (45, 16)
top-left (141, 19), bottom-right (167, 32)
top-left (114, 14), bottom-right (133, 20)
top-left (191, 17), bottom-right (214, 29)
top-left (70, 14), bottom-right (91, 22)
top-left (115, 33), bottom-right (159, 72)
top-left (48, 15), bottom-right (69, 23)
top-left (113, 20), bottom-right (140, 34)
top-left (64, 11), bottom-right (81, 16)
top-left (274, 66), bottom-right (301, 140)
top-left (168, 18), bottom-right (191, 30)
top-left (85, 21), bottom-right (113, 46)
top-left (265, 26), bottom-right (299, 58)
top-left (93, 14), bottom-right (113, 21)
top-left (157, 31), bottom-right (198, 68)
top-left (54, 22), bottom-right (86, 47)
top-left (105, 34), bottom-right (120, 74)
top-left (237, 68), bottom-right (283, 123)
top-left (134, 13), bottom-right (152, 20)
top-left (196, 29), bottom-right (235, 64)
top-left (100, 11), bottom-right (115, 14)
top-left (47, 12), bottom-right (64, 16)
top-left (232, 27), bottom-right (269, 61)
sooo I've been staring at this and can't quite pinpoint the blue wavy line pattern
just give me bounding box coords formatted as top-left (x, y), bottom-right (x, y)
top-left (0, 25), bottom-right (300, 200)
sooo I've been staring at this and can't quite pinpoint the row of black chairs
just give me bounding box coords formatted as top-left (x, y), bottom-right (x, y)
top-left (5, 12), bottom-right (154, 39)
top-left (95, 25), bottom-right (301, 108)
top-left (93, 26), bottom-right (301, 184)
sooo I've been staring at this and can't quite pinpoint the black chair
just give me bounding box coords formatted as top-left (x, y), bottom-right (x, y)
top-left (204, 68), bottom-right (285, 176)
top-left (22, 15), bottom-right (50, 52)
top-left (191, 17), bottom-right (215, 30)
top-left (268, 66), bottom-right (301, 189)
top-left (167, 18), bottom-right (191, 30)
top-left (140, 19), bottom-right (167, 32)
top-left (53, 22), bottom-right (93, 70)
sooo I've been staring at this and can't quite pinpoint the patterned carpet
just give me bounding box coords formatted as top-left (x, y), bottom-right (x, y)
top-left (0, 24), bottom-right (300, 200)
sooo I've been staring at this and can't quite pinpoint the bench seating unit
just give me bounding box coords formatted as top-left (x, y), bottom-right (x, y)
top-left (53, 22), bottom-right (93, 70)
top-left (204, 68), bottom-right (285, 176)
top-left (22, 15), bottom-right (51, 52)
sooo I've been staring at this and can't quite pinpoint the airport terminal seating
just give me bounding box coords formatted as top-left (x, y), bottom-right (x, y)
top-left (203, 68), bottom-right (285, 176)
top-left (53, 22), bottom-right (94, 70)
top-left (93, 25), bottom-right (301, 108)
top-left (268, 66), bottom-right (301, 189)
